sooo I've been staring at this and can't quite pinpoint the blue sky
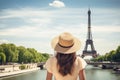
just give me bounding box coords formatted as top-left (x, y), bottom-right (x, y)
top-left (0, 0), bottom-right (120, 57)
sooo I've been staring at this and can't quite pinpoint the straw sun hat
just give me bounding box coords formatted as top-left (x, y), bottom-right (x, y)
top-left (51, 32), bottom-right (81, 54)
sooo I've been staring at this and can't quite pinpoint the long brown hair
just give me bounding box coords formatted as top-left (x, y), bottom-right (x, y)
top-left (56, 52), bottom-right (76, 76)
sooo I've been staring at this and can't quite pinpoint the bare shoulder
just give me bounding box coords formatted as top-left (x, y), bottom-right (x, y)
top-left (76, 56), bottom-right (83, 61)
top-left (76, 56), bottom-right (87, 68)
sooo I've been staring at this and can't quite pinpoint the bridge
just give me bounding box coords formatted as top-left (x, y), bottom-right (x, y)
top-left (87, 62), bottom-right (120, 69)
top-left (37, 61), bottom-right (120, 69)
top-left (87, 62), bottom-right (120, 65)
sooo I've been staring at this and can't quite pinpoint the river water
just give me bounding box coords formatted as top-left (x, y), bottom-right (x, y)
top-left (0, 65), bottom-right (120, 80)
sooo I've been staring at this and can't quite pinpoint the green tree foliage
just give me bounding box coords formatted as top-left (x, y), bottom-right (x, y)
top-left (114, 46), bottom-right (120, 62)
top-left (0, 52), bottom-right (6, 64)
top-left (41, 53), bottom-right (50, 62)
top-left (0, 43), bottom-right (50, 64)
top-left (17, 46), bottom-right (27, 63)
top-left (0, 43), bottom-right (18, 62)
top-left (27, 48), bottom-right (39, 62)
top-left (107, 50), bottom-right (115, 61)
top-left (91, 45), bottom-right (120, 62)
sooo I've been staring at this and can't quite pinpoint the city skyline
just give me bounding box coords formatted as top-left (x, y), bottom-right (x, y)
top-left (0, 0), bottom-right (120, 57)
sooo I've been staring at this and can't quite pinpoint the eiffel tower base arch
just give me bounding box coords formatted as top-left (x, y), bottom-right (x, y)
top-left (81, 50), bottom-right (98, 58)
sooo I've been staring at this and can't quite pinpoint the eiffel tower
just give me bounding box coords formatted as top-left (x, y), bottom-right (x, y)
top-left (82, 9), bottom-right (97, 58)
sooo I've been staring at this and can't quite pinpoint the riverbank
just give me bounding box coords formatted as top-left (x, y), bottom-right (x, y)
top-left (1, 65), bottom-right (120, 80)
top-left (0, 67), bottom-right (40, 78)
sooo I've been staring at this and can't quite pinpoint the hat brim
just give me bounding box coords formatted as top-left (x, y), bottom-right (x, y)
top-left (51, 36), bottom-right (81, 54)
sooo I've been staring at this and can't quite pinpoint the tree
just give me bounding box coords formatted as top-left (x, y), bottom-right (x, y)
top-left (0, 43), bottom-right (18, 63)
top-left (107, 50), bottom-right (115, 61)
top-left (42, 53), bottom-right (50, 61)
top-left (0, 43), bottom-right (50, 64)
top-left (23, 50), bottom-right (33, 63)
top-left (9, 44), bottom-right (19, 62)
top-left (0, 46), bottom-right (3, 52)
top-left (27, 48), bottom-right (38, 62)
top-left (114, 46), bottom-right (120, 62)
top-left (17, 46), bottom-right (27, 63)
top-left (0, 52), bottom-right (6, 64)
top-left (91, 45), bottom-right (120, 62)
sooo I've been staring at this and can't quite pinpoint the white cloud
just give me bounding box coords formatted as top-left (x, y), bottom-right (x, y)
top-left (0, 8), bottom-right (119, 40)
top-left (0, 7), bottom-right (120, 54)
top-left (0, 8), bottom-right (52, 19)
top-left (0, 39), bottom-right (10, 44)
top-left (49, 0), bottom-right (65, 8)
top-left (92, 26), bottom-right (120, 33)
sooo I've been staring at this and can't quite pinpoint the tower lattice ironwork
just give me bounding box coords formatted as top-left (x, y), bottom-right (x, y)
top-left (82, 9), bottom-right (97, 58)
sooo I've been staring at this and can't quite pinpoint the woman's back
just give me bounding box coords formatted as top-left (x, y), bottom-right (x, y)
top-left (45, 56), bottom-right (87, 80)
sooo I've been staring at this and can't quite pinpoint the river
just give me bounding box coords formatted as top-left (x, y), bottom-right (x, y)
top-left (0, 65), bottom-right (120, 80)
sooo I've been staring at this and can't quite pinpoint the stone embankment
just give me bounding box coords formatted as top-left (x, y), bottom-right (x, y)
top-left (0, 63), bottom-right (39, 78)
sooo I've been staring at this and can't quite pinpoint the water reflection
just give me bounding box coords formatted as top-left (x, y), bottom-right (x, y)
top-left (0, 65), bottom-right (120, 80)
top-left (85, 66), bottom-right (120, 80)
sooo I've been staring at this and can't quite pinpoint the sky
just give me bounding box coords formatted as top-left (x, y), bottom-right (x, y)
top-left (0, 0), bottom-right (120, 57)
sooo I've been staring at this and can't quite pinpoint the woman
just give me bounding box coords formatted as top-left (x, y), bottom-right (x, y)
top-left (45, 32), bottom-right (87, 80)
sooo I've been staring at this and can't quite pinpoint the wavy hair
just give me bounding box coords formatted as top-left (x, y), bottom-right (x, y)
top-left (56, 52), bottom-right (76, 76)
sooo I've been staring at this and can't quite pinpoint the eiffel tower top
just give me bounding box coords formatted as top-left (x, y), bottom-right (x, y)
top-left (88, 9), bottom-right (91, 15)
top-left (87, 9), bottom-right (92, 40)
